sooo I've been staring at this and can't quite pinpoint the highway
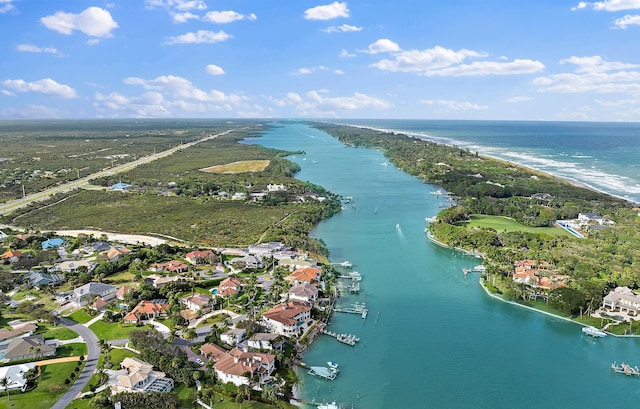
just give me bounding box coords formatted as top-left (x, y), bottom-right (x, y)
top-left (0, 129), bottom-right (234, 217)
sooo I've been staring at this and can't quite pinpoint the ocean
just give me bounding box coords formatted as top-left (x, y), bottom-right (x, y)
top-left (245, 120), bottom-right (640, 409)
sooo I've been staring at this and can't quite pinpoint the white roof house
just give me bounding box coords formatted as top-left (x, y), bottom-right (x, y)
top-left (0, 363), bottom-right (36, 392)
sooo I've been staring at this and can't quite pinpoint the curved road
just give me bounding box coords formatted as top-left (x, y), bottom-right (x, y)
top-left (0, 128), bottom-right (236, 216)
top-left (51, 317), bottom-right (100, 409)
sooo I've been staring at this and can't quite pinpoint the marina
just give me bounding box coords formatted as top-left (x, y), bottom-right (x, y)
top-left (611, 362), bottom-right (640, 376)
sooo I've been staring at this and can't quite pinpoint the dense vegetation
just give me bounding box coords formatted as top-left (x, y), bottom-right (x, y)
top-left (313, 122), bottom-right (640, 316)
top-left (2, 124), bottom-right (340, 254)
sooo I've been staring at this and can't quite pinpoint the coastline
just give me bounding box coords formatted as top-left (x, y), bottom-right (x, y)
top-left (330, 121), bottom-right (638, 205)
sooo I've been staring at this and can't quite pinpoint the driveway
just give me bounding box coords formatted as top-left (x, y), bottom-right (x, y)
top-left (51, 317), bottom-right (100, 409)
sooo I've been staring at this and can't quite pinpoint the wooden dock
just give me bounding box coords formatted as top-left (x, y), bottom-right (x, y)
top-left (612, 362), bottom-right (640, 376)
top-left (334, 302), bottom-right (368, 319)
top-left (322, 329), bottom-right (360, 346)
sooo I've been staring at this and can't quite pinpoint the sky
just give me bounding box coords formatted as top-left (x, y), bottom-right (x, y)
top-left (1, 0), bottom-right (639, 121)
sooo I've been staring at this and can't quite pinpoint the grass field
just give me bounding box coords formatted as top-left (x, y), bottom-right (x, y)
top-left (456, 215), bottom-right (573, 237)
top-left (88, 321), bottom-right (138, 341)
top-left (66, 309), bottom-right (94, 324)
top-left (200, 160), bottom-right (271, 173)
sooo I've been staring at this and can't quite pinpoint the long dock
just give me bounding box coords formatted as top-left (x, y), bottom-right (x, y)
top-left (334, 302), bottom-right (368, 319)
top-left (612, 362), bottom-right (640, 376)
top-left (323, 329), bottom-right (360, 346)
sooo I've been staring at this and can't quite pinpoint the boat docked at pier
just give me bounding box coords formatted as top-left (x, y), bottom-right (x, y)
top-left (308, 364), bottom-right (339, 380)
top-left (582, 326), bottom-right (607, 338)
top-left (612, 362), bottom-right (640, 376)
top-left (337, 333), bottom-right (360, 346)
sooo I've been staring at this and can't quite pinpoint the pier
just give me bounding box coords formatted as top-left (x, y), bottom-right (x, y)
top-left (334, 302), bottom-right (368, 319)
top-left (337, 271), bottom-right (362, 281)
top-left (322, 329), bottom-right (360, 346)
top-left (331, 261), bottom-right (353, 268)
top-left (612, 362), bottom-right (640, 376)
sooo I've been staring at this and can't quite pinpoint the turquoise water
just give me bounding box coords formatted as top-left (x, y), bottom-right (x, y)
top-left (247, 122), bottom-right (640, 409)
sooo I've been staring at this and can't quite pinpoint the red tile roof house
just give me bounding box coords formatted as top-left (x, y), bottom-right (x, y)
top-left (149, 260), bottom-right (189, 273)
top-left (200, 343), bottom-right (228, 362)
top-left (1, 250), bottom-right (23, 264)
top-left (217, 277), bottom-right (243, 297)
top-left (213, 347), bottom-right (276, 387)
top-left (124, 299), bottom-right (171, 324)
top-left (262, 302), bottom-right (312, 338)
top-left (285, 267), bottom-right (322, 285)
top-left (185, 250), bottom-right (215, 265)
top-left (116, 285), bottom-right (134, 300)
top-left (102, 246), bottom-right (131, 262)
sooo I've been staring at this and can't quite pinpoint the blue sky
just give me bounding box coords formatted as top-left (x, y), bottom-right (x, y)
top-left (1, 0), bottom-right (639, 120)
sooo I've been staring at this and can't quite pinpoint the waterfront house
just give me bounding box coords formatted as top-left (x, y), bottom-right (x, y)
top-left (185, 249), bottom-right (215, 265)
top-left (0, 363), bottom-right (36, 392)
top-left (123, 299), bottom-right (170, 324)
top-left (220, 328), bottom-right (246, 347)
top-left (213, 347), bottom-right (276, 387)
top-left (113, 357), bottom-right (174, 394)
top-left (262, 302), bottom-right (312, 337)
top-left (247, 333), bottom-right (282, 351)
top-left (285, 267), bottom-right (322, 285)
top-left (288, 283), bottom-right (319, 304)
top-left (602, 286), bottom-right (640, 316)
top-left (3, 335), bottom-right (56, 362)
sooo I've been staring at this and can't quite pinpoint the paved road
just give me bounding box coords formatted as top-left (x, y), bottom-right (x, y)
top-left (51, 317), bottom-right (100, 409)
top-left (0, 128), bottom-right (235, 216)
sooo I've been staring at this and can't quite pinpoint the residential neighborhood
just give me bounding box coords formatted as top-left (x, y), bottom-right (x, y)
top-left (0, 230), bottom-right (338, 408)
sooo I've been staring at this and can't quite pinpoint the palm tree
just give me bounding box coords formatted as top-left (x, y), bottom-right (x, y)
top-left (0, 377), bottom-right (9, 401)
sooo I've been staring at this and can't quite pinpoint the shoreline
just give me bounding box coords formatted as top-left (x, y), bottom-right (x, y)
top-left (331, 122), bottom-right (638, 205)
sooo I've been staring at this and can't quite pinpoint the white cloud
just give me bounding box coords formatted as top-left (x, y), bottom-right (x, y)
top-left (534, 55), bottom-right (640, 94)
top-left (323, 24), bottom-right (362, 33)
top-left (421, 99), bottom-right (489, 111)
top-left (145, 0), bottom-right (207, 11)
top-left (572, 0), bottom-right (640, 11)
top-left (290, 66), bottom-right (329, 76)
top-left (304, 2), bottom-right (349, 20)
top-left (339, 49), bottom-right (356, 58)
top-left (335, 69), bottom-right (345, 75)
top-left (164, 30), bottom-right (232, 45)
top-left (203, 10), bottom-right (256, 23)
top-left (171, 12), bottom-right (200, 23)
top-left (270, 90), bottom-right (390, 116)
top-left (507, 96), bottom-right (533, 103)
top-left (369, 44), bottom-right (543, 76)
top-left (205, 64), bottom-right (225, 75)
top-left (16, 44), bottom-right (62, 56)
top-left (614, 14), bottom-right (640, 27)
top-left (123, 75), bottom-right (243, 104)
top-left (0, 0), bottom-right (16, 14)
top-left (1, 78), bottom-right (78, 98)
top-left (40, 7), bottom-right (119, 38)
top-left (362, 38), bottom-right (400, 54)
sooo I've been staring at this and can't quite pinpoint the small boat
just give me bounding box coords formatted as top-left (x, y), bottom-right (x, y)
top-left (327, 361), bottom-right (339, 370)
top-left (582, 326), bottom-right (607, 338)
top-left (318, 403), bottom-right (341, 409)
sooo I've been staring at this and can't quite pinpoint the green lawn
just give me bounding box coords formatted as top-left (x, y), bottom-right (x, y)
top-left (66, 309), bottom-right (94, 324)
top-left (40, 325), bottom-right (79, 341)
top-left (0, 362), bottom-right (77, 409)
top-left (57, 342), bottom-right (88, 358)
top-left (88, 320), bottom-right (138, 341)
top-left (457, 215), bottom-right (573, 237)
top-left (108, 348), bottom-right (139, 366)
